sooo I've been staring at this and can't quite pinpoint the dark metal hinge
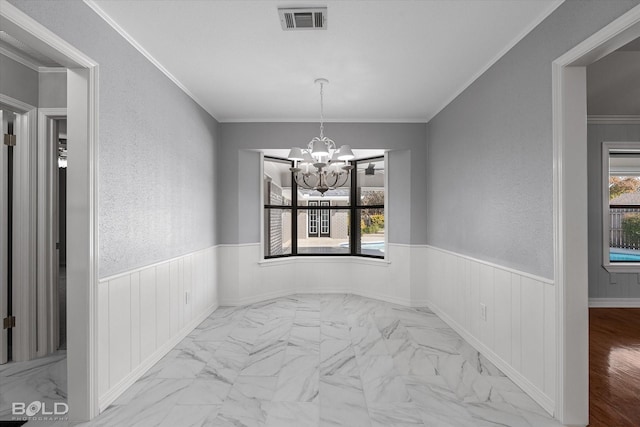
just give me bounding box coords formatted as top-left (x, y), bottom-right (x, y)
top-left (3, 134), bottom-right (16, 147)
top-left (3, 316), bottom-right (15, 329)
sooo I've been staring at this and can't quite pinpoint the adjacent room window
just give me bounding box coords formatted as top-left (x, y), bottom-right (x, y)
top-left (264, 155), bottom-right (385, 259)
top-left (603, 142), bottom-right (640, 270)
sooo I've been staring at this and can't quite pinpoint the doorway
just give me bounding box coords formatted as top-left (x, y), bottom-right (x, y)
top-left (553, 4), bottom-right (640, 425)
top-left (308, 200), bottom-right (330, 237)
top-left (1, 1), bottom-right (99, 420)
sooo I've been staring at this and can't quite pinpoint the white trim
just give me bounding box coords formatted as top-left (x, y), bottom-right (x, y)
top-left (588, 115), bottom-right (640, 125)
top-left (426, 245), bottom-right (554, 285)
top-left (219, 288), bottom-right (412, 308)
top-left (83, 0), bottom-right (211, 118)
top-left (36, 108), bottom-right (67, 358)
top-left (1, 101), bottom-right (38, 362)
top-left (0, 0), bottom-right (101, 420)
top-left (98, 303), bottom-right (217, 411)
top-left (0, 93), bottom-right (35, 112)
top-left (220, 117), bottom-right (429, 124)
top-left (552, 4), bottom-right (640, 424)
top-left (38, 67), bottom-right (66, 73)
top-left (0, 45), bottom-right (40, 71)
top-left (601, 141), bottom-right (640, 274)
top-left (589, 298), bottom-right (640, 308)
top-left (258, 254), bottom-right (392, 267)
top-left (425, 0), bottom-right (565, 123)
top-left (100, 246), bottom-right (217, 282)
top-left (216, 242), bottom-right (260, 249)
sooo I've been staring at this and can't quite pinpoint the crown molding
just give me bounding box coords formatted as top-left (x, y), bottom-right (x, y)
top-left (0, 45), bottom-right (39, 71)
top-left (426, 0), bottom-right (565, 123)
top-left (587, 115), bottom-right (640, 124)
top-left (83, 0), bottom-right (215, 120)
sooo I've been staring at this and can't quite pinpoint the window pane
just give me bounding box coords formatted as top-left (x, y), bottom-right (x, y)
top-left (357, 158), bottom-right (384, 206)
top-left (297, 209), bottom-right (350, 254)
top-left (357, 208), bottom-right (385, 257)
top-left (264, 158), bottom-right (292, 206)
top-left (609, 153), bottom-right (640, 262)
top-left (264, 208), bottom-right (292, 257)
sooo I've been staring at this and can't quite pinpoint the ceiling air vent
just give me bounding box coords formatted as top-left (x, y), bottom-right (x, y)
top-left (278, 7), bottom-right (327, 31)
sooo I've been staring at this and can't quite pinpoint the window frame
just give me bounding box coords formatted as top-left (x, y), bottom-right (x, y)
top-left (262, 154), bottom-right (386, 260)
top-left (602, 141), bottom-right (640, 273)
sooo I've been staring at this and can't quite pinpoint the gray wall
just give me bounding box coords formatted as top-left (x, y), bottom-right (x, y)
top-left (39, 71), bottom-right (67, 108)
top-left (588, 124), bottom-right (640, 298)
top-left (10, 0), bottom-right (220, 278)
top-left (587, 51), bottom-right (640, 115)
top-left (0, 53), bottom-right (38, 106)
top-left (218, 122), bottom-right (427, 245)
top-left (426, 0), bottom-right (640, 279)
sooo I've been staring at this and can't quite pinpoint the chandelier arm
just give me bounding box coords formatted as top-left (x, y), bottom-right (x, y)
top-left (301, 173), bottom-right (314, 190)
top-left (336, 171), bottom-right (350, 188)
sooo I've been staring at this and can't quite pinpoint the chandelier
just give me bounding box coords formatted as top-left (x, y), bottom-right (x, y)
top-left (288, 78), bottom-right (354, 195)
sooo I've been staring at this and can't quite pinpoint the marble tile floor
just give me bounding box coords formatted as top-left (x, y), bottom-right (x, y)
top-left (0, 350), bottom-right (67, 422)
top-left (19, 294), bottom-right (562, 426)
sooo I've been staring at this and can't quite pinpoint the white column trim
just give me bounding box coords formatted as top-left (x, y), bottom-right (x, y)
top-left (36, 108), bottom-right (67, 358)
top-left (552, 4), bottom-right (640, 424)
top-left (0, 0), bottom-right (100, 421)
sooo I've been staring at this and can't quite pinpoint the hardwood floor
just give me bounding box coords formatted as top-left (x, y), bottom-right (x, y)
top-left (590, 308), bottom-right (640, 427)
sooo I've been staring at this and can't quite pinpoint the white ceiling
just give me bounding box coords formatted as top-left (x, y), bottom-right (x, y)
top-left (89, 0), bottom-right (562, 123)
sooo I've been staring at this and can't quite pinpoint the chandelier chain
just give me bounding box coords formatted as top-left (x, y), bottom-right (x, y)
top-left (319, 81), bottom-right (324, 139)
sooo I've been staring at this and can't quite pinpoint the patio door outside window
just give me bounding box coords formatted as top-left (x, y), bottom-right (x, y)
top-left (308, 201), bottom-right (330, 237)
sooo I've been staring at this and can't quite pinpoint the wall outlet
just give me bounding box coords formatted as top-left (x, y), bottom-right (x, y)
top-left (480, 303), bottom-right (487, 321)
top-left (185, 291), bottom-right (191, 305)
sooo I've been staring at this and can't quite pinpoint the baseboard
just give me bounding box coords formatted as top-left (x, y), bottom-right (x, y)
top-left (589, 298), bottom-right (640, 308)
top-left (426, 298), bottom-right (555, 416)
top-left (220, 288), bottom-right (413, 308)
top-left (98, 303), bottom-right (218, 412)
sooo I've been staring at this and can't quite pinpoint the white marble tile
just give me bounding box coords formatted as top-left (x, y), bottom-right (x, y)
top-left (319, 375), bottom-right (370, 427)
top-left (357, 354), bottom-right (411, 404)
top-left (385, 339), bottom-right (437, 377)
top-left (406, 327), bottom-right (464, 355)
top-left (177, 379), bottom-right (231, 405)
top-left (273, 354), bottom-right (319, 402)
top-left (320, 339), bottom-right (360, 377)
top-left (265, 401), bottom-right (319, 427)
top-left (241, 340), bottom-right (287, 376)
top-left (375, 316), bottom-right (410, 340)
top-left (155, 354), bottom-right (206, 379)
top-left (368, 402), bottom-right (425, 427)
top-left (198, 349), bottom-right (248, 384)
top-left (215, 376), bottom-right (277, 426)
top-left (157, 404), bottom-right (221, 427)
top-left (320, 320), bottom-right (350, 340)
top-left (350, 325), bottom-right (388, 357)
top-left (27, 294), bottom-right (561, 427)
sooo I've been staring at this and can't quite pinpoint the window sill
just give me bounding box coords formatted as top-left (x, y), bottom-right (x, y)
top-left (603, 263), bottom-right (640, 273)
top-left (259, 256), bottom-right (391, 267)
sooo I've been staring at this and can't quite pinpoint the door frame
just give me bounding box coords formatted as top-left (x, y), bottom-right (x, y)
top-left (552, 4), bottom-right (640, 424)
top-left (308, 200), bottom-right (319, 236)
top-left (319, 200), bottom-right (330, 237)
top-left (37, 108), bottom-right (67, 357)
top-left (0, 95), bottom-right (37, 363)
top-left (0, 0), bottom-right (100, 421)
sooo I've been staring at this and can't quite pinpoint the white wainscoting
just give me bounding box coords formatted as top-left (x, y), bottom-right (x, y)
top-left (217, 243), bottom-right (429, 307)
top-left (97, 246), bottom-right (218, 411)
top-left (424, 246), bottom-right (556, 415)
